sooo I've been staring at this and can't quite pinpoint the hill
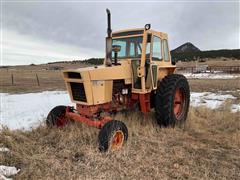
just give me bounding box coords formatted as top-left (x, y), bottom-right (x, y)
top-left (171, 42), bottom-right (240, 62)
top-left (171, 42), bottom-right (201, 53)
top-left (171, 49), bottom-right (240, 62)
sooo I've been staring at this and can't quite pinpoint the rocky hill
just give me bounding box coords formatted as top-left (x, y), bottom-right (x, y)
top-left (171, 42), bottom-right (239, 62)
top-left (171, 42), bottom-right (201, 53)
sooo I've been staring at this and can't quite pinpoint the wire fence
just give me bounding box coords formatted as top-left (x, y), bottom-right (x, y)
top-left (0, 70), bottom-right (64, 87)
top-left (176, 66), bottom-right (240, 74)
top-left (1, 65), bottom-right (239, 88)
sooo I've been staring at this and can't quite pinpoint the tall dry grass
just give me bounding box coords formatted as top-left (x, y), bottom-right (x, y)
top-left (0, 107), bottom-right (239, 179)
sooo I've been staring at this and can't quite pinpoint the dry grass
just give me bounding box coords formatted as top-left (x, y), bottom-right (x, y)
top-left (188, 78), bottom-right (240, 92)
top-left (0, 62), bottom-right (88, 93)
top-left (0, 70), bottom-right (66, 93)
top-left (1, 107), bottom-right (239, 179)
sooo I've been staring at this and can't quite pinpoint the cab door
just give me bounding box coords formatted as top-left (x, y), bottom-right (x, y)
top-left (131, 33), bottom-right (151, 92)
top-left (132, 33), bottom-right (160, 92)
top-left (145, 35), bottom-right (161, 90)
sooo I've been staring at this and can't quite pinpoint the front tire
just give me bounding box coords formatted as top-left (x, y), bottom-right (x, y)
top-left (155, 74), bottom-right (190, 127)
top-left (46, 106), bottom-right (68, 127)
top-left (98, 120), bottom-right (128, 152)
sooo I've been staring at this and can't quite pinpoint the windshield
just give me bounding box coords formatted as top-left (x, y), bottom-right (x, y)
top-left (112, 36), bottom-right (143, 58)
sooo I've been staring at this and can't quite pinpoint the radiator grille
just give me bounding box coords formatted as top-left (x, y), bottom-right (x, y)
top-left (70, 82), bottom-right (87, 102)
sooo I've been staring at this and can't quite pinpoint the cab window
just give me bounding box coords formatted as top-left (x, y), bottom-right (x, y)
top-left (112, 39), bottom-right (127, 57)
top-left (112, 36), bottom-right (143, 58)
top-left (152, 36), bottom-right (162, 61)
top-left (163, 39), bottom-right (170, 61)
top-left (146, 34), bottom-right (151, 58)
top-left (129, 42), bottom-right (135, 57)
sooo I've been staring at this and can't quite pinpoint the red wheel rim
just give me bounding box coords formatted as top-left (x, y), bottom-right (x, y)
top-left (56, 113), bottom-right (67, 127)
top-left (110, 130), bottom-right (124, 151)
top-left (174, 88), bottom-right (185, 119)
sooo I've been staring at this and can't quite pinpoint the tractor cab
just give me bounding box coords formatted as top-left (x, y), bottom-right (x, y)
top-left (109, 27), bottom-right (175, 94)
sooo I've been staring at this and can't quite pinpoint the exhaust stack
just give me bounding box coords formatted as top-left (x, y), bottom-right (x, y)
top-left (105, 9), bottom-right (112, 66)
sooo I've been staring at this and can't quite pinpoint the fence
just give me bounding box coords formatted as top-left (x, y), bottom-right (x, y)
top-left (8, 73), bottom-right (41, 86)
top-left (1, 65), bottom-right (239, 90)
top-left (0, 70), bottom-right (64, 91)
top-left (176, 66), bottom-right (240, 74)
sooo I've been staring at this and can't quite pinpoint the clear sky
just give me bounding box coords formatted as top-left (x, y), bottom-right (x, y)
top-left (1, 0), bottom-right (239, 65)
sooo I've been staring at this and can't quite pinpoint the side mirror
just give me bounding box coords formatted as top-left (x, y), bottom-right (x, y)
top-left (112, 45), bottom-right (121, 65)
top-left (112, 45), bottom-right (121, 53)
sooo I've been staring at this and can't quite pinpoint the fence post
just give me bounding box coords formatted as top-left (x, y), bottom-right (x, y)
top-left (11, 73), bottom-right (14, 85)
top-left (36, 73), bottom-right (40, 86)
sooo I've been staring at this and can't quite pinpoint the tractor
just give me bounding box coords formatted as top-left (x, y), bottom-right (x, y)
top-left (46, 9), bottom-right (190, 152)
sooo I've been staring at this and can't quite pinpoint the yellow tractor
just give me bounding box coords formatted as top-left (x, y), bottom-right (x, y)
top-left (46, 9), bottom-right (190, 152)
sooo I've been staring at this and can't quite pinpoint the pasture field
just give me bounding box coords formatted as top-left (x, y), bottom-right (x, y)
top-left (0, 58), bottom-right (239, 94)
top-left (0, 107), bottom-right (239, 179)
top-left (0, 58), bottom-right (239, 179)
top-left (176, 58), bottom-right (240, 67)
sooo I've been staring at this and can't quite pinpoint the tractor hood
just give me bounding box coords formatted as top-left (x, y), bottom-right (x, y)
top-left (62, 60), bottom-right (132, 105)
top-left (63, 60), bottom-right (132, 82)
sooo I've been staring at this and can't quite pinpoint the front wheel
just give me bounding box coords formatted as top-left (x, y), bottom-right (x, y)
top-left (46, 106), bottom-right (68, 127)
top-left (98, 120), bottom-right (128, 152)
top-left (155, 74), bottom-right (190, 127)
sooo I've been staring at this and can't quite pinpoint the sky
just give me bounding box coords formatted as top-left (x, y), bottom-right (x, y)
top-left (1, 0), bottom-right (239, 65)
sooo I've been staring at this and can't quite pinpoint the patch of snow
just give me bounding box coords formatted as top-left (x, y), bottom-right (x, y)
top-left (0, 174), bottom-right (9, 180)
top-left (0, 91), bottom-right (73, 130)
top-left (0, 148), bottom-right (9, 152)
top-left (190, 92), bottom-right (236, 109)
top-left (231, 104), bottom-right (240, 113)
top-left (183, 73), bottom-right (240, 79)
top-left (0, 166), bottom-right (20, 179)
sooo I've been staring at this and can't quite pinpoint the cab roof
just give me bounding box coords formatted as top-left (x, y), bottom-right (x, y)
top-left (112, 28), bottom-right (168, 39)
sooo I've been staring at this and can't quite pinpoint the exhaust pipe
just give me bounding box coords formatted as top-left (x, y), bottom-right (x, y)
top-left (105, 9), bottom-right (112, 66)
top-left (106, 9), bottom-right (112, 37)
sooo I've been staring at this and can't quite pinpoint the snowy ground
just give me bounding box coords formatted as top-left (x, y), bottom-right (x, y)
top-left (0, 91), bottom-right (73, 130)
top-left (0, 148), bottom-right (9, 152)
top-left (0, 147), bottom-right (20, 179)
top-left (0, 165), bottom-right (20, 180)
top-left (0, 91), bottom-right (239, 131)
top-left (191, 92), bottom-right (237, 109)
top-left (183, 73), bottom-right (240, 79)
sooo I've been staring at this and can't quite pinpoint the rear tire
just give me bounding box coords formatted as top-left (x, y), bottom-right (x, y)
top-left (46, 106), bottom-right (68, 127)
top-left (98, 120), bottom-right (128, 152)
top-left (155, 74), bottom-right (190, 127)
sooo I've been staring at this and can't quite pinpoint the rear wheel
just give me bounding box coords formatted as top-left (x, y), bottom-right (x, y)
top-left (98, 120), bottom-right (128, 152)
top-left (46, 106), bottom-right (68, 127)
top-left (155, 74), bottom-right (190, 127)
